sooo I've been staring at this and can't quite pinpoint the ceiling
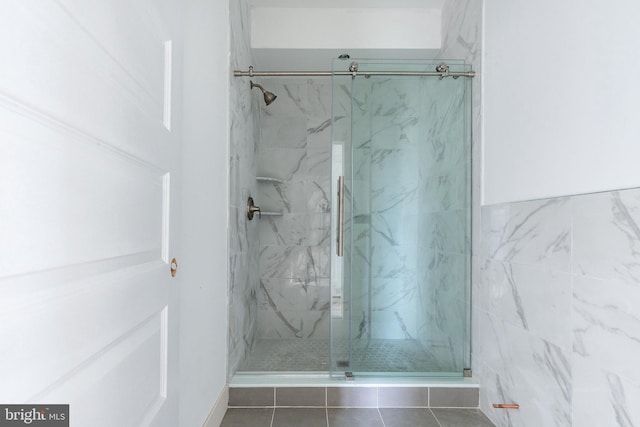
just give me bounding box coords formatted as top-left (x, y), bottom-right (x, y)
top-left (248, 0), bottom-right (446, 8)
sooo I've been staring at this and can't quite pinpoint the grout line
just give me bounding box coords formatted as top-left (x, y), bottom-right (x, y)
top-left (375, 387), bottom-right (387, 427)
top-left (429, 408), bottom-right (444, 427)
top-left (270, 407), bottom-right (275, 427)
top-left (325, 406), bottom-right (379, 408)
top-left (325, 407), bottom-right (329, 427)
top-left (377, 407), bottom-right (386, 427)
top-left (430, 406), bottom-right (479, 409)
top-left (570, 196), bottom-right (574, 277)
top-left (273, 405), bottom-right (328, 408)
top-left (374, 406), bottom-right (431, 409)
top-left (227, 407), bottom-right (274, 409)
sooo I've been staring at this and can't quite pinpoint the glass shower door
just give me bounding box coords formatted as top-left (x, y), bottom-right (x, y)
top-left (329, 60), bottom-right (354, 375)
top-left (330, 59), bottom-right (472, 377)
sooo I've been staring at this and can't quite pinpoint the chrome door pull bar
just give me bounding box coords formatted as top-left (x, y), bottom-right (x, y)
top-left (337, 176), bottom-right (344, 257)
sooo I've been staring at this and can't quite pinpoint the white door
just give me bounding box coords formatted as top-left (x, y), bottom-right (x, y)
top-left (0, 1), bottom-right (180, 426)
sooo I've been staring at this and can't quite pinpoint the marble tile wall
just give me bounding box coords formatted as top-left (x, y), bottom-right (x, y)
top-left (439, 0), bottom-right (487, 416)
top-left (441, 2), bottom-right (640, 425)
top-left (228, 0), bottom-right (260, 377)
top-left (438, 0), bottom-right (482, 258)
top-left (435, 0), bottom-right (483, 376)
top-left (255, 78), bottom-right (333, 339)
top-left (571, 192), bottom-right (640, 426)
top-left (476, 198), bottom-right (573, 426)
top-left (477, 189), bottom-right (640, 426)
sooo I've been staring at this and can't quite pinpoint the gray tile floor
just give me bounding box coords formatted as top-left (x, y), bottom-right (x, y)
top-left (221, 407), bottom-right (496, 426)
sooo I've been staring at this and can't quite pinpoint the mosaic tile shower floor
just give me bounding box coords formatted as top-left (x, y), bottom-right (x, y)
top-left (239, 338), bottom-right (441, 372)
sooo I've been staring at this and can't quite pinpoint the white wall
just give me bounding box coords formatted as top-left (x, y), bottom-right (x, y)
top-left (483, 0), bottom-right (640, 205)
top-left (180, 0), bottom-right (230, 425)
top-left (251, 8), bottom-right (441, 49)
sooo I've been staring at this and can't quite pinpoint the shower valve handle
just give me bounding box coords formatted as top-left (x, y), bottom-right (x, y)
top-left (247, 197), bottom-right (261, 220)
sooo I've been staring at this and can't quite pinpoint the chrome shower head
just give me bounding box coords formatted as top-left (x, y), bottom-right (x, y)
top-left (250, 81), bottom-right (277, 106)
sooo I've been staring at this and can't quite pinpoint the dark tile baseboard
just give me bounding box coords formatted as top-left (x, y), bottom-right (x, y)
top-left (229, 386), bottom-right (479, 408)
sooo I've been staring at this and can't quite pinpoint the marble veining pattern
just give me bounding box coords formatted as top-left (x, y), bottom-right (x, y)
top-left (333, 58), bottom-right (472, 372)
top-left (251, 78), bottom-right (333, 344)
top-left (439, 1), bottom-right (589, 426)
top-left (228, 0), bottom-right (260, 377)
top-left (250, 63), bottom-right (472, 376)
top-left (477, 187), bottom-right (640, 426)
top-left (416, 75), bottom-right (470, 372)
top-left (573, 190), bottom-right (640, 283)
top-left (480, 198), bottom-right (572, 271)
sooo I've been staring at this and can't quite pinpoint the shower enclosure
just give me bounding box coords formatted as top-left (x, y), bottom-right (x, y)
top-left (330, 59), bottom-right (471, 377)
top-left (236, 59), bottom-right (472, 378)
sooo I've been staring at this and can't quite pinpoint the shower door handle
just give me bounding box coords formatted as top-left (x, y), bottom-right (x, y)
top-left (337, 176), bottom-right (344, 257)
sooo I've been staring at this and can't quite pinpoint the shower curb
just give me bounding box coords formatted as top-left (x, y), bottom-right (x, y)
top-left (228, 385), bottom-right (479, 409)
